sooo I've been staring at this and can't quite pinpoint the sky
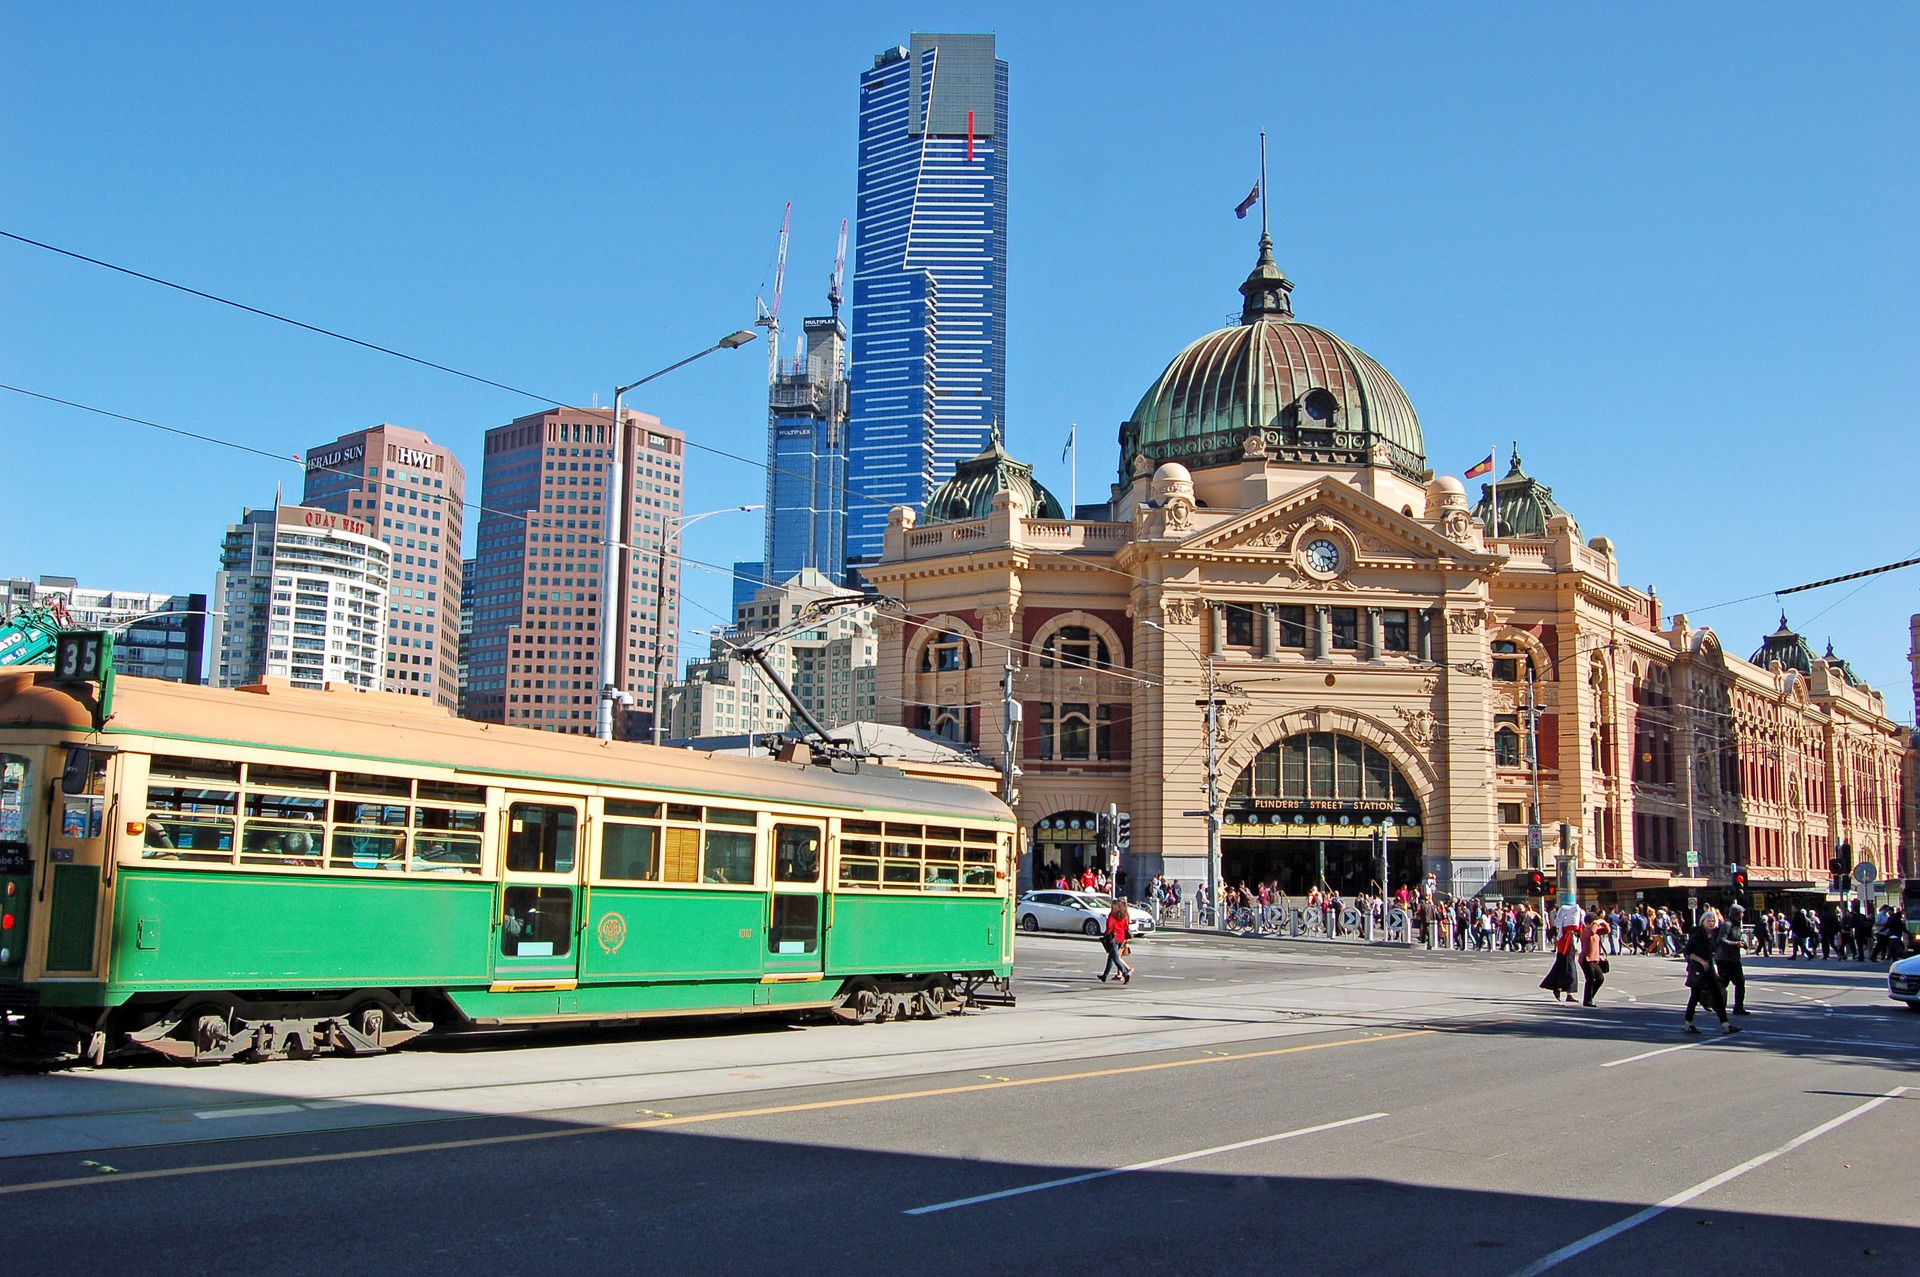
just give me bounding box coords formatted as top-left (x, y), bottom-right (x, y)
top-left (3, 3), bottom-right (1916, 719)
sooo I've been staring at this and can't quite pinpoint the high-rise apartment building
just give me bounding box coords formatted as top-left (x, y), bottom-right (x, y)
top-left (845, 33), bottom-right (1009, 570)
top-left (465, 407), bottom-right (685, 737)
top-left (665, 569), bottom-right (877, 739)
top-left (212, 505), bottom-right (390, 691)
top-left (1, 576), bottom-right (208, 683)
top-left (300, 425), bottom-right (465, 706)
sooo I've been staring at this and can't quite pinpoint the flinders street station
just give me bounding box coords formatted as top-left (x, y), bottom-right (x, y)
top-left (863, 233), bottom-right (1908, 907)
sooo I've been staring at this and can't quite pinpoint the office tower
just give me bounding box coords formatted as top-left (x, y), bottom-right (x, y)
top-left (666, 568), bottom-right (877, 739)
top-left (457, 556), bottom-right (476, 717)
top-left (845, 32), bottom-right (1009, 569)
top-left (300, 425), bottom-right (466, 706)
top-left (212, 505), bottom-right (391, 691)
top-left (465, 406), bottom-right (685, 737)
top-left (1, 576), bottom-right (208, 683)
top-left (766, 307), bottom-right (851, 582)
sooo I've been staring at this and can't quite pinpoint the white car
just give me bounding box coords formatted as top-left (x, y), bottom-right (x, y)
top-left (1888, 951), bottom-right (1920, 1012)
top-left (1016, 890), bottom-right (1153, 938)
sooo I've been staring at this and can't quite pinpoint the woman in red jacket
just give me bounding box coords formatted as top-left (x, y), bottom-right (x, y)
top-left (1099, 899), bottom-right (1133, 984)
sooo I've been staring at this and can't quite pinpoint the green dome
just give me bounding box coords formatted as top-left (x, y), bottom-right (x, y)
top-left (1118, 234), bottom-right (1426, 482)
top-left (1751, 614), bottom-right (1816, 675)
top-left (922, 432), bottom-right (1065, 524)
top-left (1471, 449), bottom-right (1570, 538)
top-left (1821, 641), bottom-right (1863, 687)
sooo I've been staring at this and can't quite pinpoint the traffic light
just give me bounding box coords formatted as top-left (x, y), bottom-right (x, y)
top-left (1730, 866), bottom-right (1747, 893)
top-left (1115, 812), bottom-right (1131, 849)
top-left (1522, 869), bottom-right (1546, 896)
top-left (1835, 843), bottom-right (1853, 875)
top-left (1096, 813), bottom-right (1114, 852)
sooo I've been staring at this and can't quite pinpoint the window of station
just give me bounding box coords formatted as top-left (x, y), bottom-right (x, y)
top-left (1228, 732), bottom-right (1418, 807)
top-left (1222, 605), bottom-right (1257, 649)
top-left (1382, 609), bottom-right (1411, 653)
top-left (1329, 608), bottom-right (1360, 651)
top-left (141, 756), bottom-right (485, 875)
top-left (1040, 625), bottom-right (1110, 671)
top-left (1494, 718), bottom-right (1523, 767)
top-left (1037, 702), bottom-right (1115, 761)
top-left (1275, 605), bottom-right (1309, 648)
top-left (836, 821), bottom-right (999, 892)
top-left (1492, 640), bottom-right (1535, 682)
top-left (920, 630), bottom-right (970, 672)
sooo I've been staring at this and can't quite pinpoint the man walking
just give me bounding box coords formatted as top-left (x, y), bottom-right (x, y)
top-left (1716, 904), bottom-right (1750, 1015)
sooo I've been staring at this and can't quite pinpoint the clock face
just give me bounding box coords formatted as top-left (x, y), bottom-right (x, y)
top-left (1304, 538), bottom-right (1341, 573)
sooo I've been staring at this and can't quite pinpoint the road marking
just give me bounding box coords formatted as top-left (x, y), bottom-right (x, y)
top-left (1509, 1084), bottom-right (1910, 1277)
top-left (192, 1104), bottom-right (306, 1120)
top-left (904, 1112), bottom-right (1389, 1215)
top-left (1599, 1039), bottom-right (1717, 1068)
top-left (0, 1028), bottom-right (1432, 1197)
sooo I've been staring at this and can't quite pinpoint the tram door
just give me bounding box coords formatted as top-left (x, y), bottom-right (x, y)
top-left (494, 796), bottom-right (585, 986)
top-left (762, 821), bottom-right (826, 980)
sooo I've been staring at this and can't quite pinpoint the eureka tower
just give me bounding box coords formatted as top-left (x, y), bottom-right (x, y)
top-left (845, 33), bottom-right (1008, 571)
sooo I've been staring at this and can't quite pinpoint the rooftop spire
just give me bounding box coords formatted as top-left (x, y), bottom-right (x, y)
top-left (1238, 230), bottom-right (1294, 323)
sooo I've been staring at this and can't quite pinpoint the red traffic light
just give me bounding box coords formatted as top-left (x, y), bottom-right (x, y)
top-left (1522, 870), bottom-right (1546, 896)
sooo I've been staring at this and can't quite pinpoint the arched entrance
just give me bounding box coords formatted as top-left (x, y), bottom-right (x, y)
top-left (1224, 731), bottom-right (1424, 895)
top-left (1031, 812), bottom-right (1099, 888)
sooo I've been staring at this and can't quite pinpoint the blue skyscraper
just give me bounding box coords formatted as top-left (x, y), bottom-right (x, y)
top-left (739, 307), bottom-right (850, 610)
top-left (845, 33), bottom-right (1008, 570)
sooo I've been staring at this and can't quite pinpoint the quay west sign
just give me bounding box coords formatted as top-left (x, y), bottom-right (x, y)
top-left (277, 508), bottom-right (371, 539)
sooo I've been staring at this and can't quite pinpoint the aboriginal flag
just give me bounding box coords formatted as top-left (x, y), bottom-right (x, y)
top-left (1465, 453), bottom-right (1495, 480)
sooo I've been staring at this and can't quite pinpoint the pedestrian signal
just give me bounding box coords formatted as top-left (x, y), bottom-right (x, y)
top-left (1522, 869), bottom-right (1546, 896)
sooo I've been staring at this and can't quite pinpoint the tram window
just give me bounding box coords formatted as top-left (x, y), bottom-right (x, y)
top-left (501, 885), bottom-right (572, 957)
top-left (662, 826), bottom-right (701, 883)
top-left (883, 840), bottom-right (922, 886)
top-left (769, 895), bottom-right (818, 953)
top-left (708, 807), bottom-right (756, 827)
top-left (418, 780), bottom-right (487, 806)
top-left (837, 837), bottom-right (881, 888)
top-left (701, 829), bottom-right (756, 884)
top-left (844, 819), bottom-right (882, 837)
top-left (924, 843), bottom-right (961, 890)
top-left (143, 785), bottom-right (236, 861)
top-left (506, 803), bottom-right (576, 874)
top-left (667, 803), bottom-right (702, 823)
top-left (963, 827), bottom-right (998, 844)
top-left (602, 822), bottom-right (660, 881)
top-left (606, 799), bottom-right (662, 819)
top-left (413, 806), bottom-right (483, 873)
top-left (336, 772), bottom-right (412, 799)
top-left (248, 764), bottom-right (328, 792)
top-left (151, 756), bottom-right (240, 786)
top-left (0, 755), bottom-right (27, 842)
top-left (774, 825), bottom-right (820, 883)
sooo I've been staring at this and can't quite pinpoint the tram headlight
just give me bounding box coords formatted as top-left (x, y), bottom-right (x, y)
top-left (0, 947), bottom-right (9, 964)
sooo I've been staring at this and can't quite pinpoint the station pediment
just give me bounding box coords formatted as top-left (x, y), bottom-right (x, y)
top-left (1176, 477), bottom-right (1495, 571)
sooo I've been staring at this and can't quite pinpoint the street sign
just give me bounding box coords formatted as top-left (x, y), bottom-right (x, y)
top-left (1181, 811), bottom-right (1208, 817)
top-left (1527, 825), bottom-right (1542, 853)
top-left (1852, 861), bottom-right (1877, 887)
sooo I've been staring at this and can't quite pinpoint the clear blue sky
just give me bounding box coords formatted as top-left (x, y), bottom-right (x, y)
top-left (4, 3), bottom-right (1915, 718)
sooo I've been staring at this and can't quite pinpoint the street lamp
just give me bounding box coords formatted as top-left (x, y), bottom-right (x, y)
top-left (1144, 618), bottom-right (1226, 931)
top-left (595, 330), bottom-right (758, 742)
top-left (649, 503), bottom-right (762, 747)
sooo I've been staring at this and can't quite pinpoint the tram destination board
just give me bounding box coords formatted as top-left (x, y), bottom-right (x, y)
top-left (0, 841), bottom-right (27, 874)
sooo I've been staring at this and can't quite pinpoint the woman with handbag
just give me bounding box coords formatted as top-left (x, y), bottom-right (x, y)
top-left (1683, 907), bottom-right (1740, 1034)
top-left (1098, 898), bottom-right (1133, 984)
top-left (1538, 903), bottom-right (1582, 1002)
top-left (1579, 908), bottom-right (1611, 1006)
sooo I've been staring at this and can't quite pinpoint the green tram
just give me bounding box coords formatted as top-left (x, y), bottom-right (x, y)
top-left (0, 669), bottom-right (1017, 1064)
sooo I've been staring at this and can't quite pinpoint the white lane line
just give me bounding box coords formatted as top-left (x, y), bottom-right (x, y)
top-left (192, 1104), bottom-right (306, 1120)
top-left (1600, 1038), bottom-right (1718, 1068)
top-left (905, 1112), bottom-right (1387, 1216)
top-left (1510, 1085), bottom-right (1910, 1277)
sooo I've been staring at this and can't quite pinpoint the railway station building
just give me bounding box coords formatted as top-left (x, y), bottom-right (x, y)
top-left (862, 234), bottom-right (1909, 904)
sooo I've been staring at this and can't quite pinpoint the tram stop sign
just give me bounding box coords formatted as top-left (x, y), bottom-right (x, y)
top-left (1852, 861), bottom-right (1877, 888)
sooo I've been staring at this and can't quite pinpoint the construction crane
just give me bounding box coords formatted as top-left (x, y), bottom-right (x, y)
top-left (828, 217), bottom-right (848, 320)
top-left (754, 202), bottom-right (791, 387)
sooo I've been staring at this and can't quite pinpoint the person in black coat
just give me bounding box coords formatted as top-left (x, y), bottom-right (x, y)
top-left (1684, 907), bottom-right (1740, 1034)
top-left (1715, 904), bottom-right (1750, 1015)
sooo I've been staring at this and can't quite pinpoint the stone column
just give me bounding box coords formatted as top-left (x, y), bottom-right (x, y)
top-left (1261, 604), bottom-right (1280, 658)
top-left (1209, 603), bottom-right (1226, 656)
top-left (1366, 607), bottom-right (1384, 662)
top-left (1315, 605), bottom-right (1332, 659)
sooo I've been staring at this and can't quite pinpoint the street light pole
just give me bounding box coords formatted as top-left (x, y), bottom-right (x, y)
top-left (1145, 618), bottom-right (1225, 932)
top-left (595, 330), bottom-right (757, 742)
top-left (649, 503), bottom-right (761, 747)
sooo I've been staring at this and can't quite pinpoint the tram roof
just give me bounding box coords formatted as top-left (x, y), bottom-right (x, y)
top-left (0, 670), bottom-right (1013, 824)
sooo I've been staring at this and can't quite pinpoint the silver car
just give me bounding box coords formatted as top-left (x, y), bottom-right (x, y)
top-left (1016, 890), bottom-right (1153, 938)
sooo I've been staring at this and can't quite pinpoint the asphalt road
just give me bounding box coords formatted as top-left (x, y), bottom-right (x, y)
top-left (3, 934), bottom-right (1914, 1275)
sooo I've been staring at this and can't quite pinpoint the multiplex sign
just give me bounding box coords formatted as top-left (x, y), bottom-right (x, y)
top-left (304, 443), bottom-right (365, 471)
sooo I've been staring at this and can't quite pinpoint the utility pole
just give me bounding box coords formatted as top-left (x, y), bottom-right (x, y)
top-left (999, 659), bottom-right (1019, 807)
top-left (1201, 656), bottom-right (1224, 932)
top-left (1526, 666), bottom-right (1543, 869)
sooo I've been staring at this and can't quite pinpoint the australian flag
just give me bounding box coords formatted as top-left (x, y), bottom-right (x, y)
top-left (1234, 182), bottom-right (1260, 219)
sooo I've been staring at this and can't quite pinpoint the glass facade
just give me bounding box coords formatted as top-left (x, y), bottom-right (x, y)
top-left (845, 33), bottom-right (1008, 568)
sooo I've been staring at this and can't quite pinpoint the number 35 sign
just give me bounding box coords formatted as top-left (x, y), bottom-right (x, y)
top-left (53, 630), bottom-right (116, 726)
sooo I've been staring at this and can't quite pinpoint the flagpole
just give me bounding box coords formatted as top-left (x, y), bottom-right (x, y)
top-left (1488, 442), bottom-right (1499, 539)
top-left (1068, 423), bottom-right (1078, 516)
top-left (1259, 131), bottom-right (1269, 238)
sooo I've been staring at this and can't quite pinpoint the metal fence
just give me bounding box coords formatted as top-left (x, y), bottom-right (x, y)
top-left (1149, 898), bottom-right (1417, 944)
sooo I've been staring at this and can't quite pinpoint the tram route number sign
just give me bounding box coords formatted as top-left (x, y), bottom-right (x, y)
top-left (54, 631), bottom-right (113, 683)
top-left (0, 841), bottom-right (28, 874)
